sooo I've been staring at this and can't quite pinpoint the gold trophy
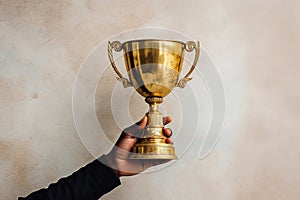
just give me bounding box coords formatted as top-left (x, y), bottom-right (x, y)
top-left (108, 39), bottom-right (200, 160)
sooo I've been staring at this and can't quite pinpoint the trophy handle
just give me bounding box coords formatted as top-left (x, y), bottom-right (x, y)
top-left (108, 41), bottom-right (132, 88)
top-left (177, 41), bottom-right (200, 88)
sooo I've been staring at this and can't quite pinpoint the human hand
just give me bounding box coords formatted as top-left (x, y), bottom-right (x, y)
top-left (102, 116), bottom-right (173, 177)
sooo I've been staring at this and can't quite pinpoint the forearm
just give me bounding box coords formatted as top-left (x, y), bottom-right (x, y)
top-left (19, 157), bottom-right (121, 200)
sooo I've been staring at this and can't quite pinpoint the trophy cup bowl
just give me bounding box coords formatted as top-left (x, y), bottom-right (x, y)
top-left (108, 39), bottom-right (200, 160)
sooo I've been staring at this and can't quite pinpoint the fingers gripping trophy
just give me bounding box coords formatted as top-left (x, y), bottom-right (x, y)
top-left (108, 39), bottom-right (200, 160)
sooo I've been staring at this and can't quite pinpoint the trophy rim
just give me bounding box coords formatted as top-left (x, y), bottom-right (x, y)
top-left (122, 39), bottom-right (185, 46)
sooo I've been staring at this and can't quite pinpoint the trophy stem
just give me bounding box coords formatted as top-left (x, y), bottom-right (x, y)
top-left (129, 97), bottom-right (177, 160)
top-left (144, 97), bottom-right (165, 139)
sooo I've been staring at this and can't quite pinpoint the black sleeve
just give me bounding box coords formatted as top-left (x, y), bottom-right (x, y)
top-left (18, 157), bottom-right (121, 200)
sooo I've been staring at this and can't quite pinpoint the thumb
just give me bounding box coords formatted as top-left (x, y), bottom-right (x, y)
top-left (122, 116), bottom-right (148, 137)
top-left (136, 116), bottom-right (148, 129)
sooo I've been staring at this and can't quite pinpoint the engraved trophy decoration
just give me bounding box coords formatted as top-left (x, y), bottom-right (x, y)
top-left (108, 39), bottom-right (200, 160)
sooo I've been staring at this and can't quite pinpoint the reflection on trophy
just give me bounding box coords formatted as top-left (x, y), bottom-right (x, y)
top-left (108, 39), bottom-right (200, 160)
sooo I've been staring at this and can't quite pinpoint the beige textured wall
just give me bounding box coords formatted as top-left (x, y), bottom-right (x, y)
top-left (1, 0), bottom-right (299, 199)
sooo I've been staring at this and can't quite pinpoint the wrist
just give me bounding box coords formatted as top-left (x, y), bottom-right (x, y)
top-left (101, 154), bottom-right (120, 178)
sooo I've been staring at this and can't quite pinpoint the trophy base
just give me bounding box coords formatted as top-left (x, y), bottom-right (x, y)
top-left (129, 139), bottom-right (177, 160)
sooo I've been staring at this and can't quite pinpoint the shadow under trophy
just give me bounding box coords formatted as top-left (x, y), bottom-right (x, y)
top-left (108, 39), bottom-right (200, 160)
